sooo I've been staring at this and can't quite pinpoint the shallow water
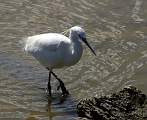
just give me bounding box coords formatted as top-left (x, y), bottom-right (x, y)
top-left (0, 0), bottom-right (147, 119)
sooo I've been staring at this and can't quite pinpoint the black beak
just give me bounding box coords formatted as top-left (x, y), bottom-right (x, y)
top-left (82, 37), bottom-right (96, 56)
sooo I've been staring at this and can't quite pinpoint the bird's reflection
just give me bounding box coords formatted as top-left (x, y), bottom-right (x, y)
top-left (46, 93), bottom-right (71, 120)
top-left (47, 99), bottom-right (52, 120)
top-left (26, 93), bottom-right (76, 120)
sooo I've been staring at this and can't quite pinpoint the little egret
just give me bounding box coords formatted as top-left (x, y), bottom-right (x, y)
top-left (24, 26), bottom-right (96, 96)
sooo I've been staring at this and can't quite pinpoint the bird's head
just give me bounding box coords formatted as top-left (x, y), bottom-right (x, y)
top-left (70, 26), bottom-right (96, 56)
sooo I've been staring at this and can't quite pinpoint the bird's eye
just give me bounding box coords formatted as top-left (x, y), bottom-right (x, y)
top-left (78, 34), bottom-right (83, 39)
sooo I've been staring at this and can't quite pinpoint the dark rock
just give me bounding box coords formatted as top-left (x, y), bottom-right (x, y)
top-left (77, 86), bottom-right (147, 120)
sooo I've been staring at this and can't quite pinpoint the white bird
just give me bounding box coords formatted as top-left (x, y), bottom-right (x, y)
top-left (24, 26), bottom-right (96, 96)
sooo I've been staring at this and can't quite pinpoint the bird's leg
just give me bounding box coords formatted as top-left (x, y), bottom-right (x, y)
top-left (48, 71), bottom-right (52, 96)
top-left (51, 71), bottom-right (69, 95)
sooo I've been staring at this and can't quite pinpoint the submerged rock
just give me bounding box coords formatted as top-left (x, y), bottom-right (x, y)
top-left (77, 86), bottom-right (147, 120)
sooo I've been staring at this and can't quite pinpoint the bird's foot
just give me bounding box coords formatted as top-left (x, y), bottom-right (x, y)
top-left (46, 88), bottom-right (51, 96)
top-left (60, 85), bottom-right (69, 96)
top-left (57, 82), bottom-right (69, 96)
top-left (62, 90), bottom-right (69, 97)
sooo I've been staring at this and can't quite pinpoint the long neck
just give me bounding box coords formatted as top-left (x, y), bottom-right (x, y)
top-left (64, 33), bottom-right (83, 66)
top-left (70, 34), bottom-right (83, 56)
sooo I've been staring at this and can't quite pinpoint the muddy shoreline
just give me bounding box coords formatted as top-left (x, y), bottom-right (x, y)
top-left (77, 86), bottom-right (147, 120)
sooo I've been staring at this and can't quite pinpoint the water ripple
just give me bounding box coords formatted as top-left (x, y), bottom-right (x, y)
top-left (0, 0), bottom-right (147, 119)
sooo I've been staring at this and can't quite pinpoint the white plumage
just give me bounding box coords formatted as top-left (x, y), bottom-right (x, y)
top-left (24, 26), bottom-right (96, 96)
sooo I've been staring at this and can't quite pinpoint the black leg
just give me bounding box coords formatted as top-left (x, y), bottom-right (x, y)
top-left (51, 71), bottom-right (69, 95)
top-left (48, 71), bottom-right (52, 96)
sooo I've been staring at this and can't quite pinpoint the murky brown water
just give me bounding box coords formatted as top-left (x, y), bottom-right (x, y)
top-left (0, 0), bottom-right (147, 119)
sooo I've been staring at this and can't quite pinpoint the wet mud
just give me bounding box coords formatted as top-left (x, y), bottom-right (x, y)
top-left (77, 86), bottom-right (147, 120)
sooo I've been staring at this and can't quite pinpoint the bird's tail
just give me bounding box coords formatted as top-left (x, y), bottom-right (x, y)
top-left (19, 37), bottom-right (28, 52)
